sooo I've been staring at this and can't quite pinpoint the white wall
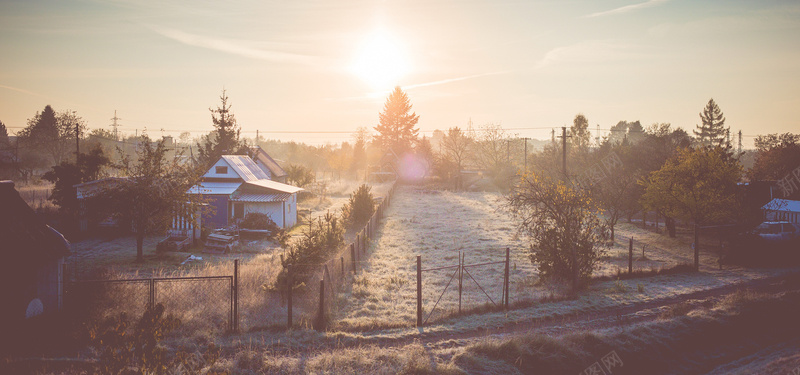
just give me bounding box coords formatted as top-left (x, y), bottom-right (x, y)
top-left (243, 193), bottom-right (298, 228)
top-left (202, 159), bottom-right (240, 179)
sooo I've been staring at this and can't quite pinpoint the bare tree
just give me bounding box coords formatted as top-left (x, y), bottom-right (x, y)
top-left (439, 127), bottom-right (472, 189)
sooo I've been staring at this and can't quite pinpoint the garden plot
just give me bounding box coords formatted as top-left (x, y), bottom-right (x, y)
top-left (334, 185), bottom-right (765, 330)
top-left (336, 185), bottom-right (537, 329)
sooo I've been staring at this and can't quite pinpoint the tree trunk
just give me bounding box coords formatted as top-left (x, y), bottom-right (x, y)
top-left (665, 217), bottom-right (676, 238)
top-left (610, 225), bottom-right (615, 242)
top-left (136, 232), bottom-right (144, 262)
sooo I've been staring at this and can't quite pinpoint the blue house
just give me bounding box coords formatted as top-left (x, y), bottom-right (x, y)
top-left (189, 154), bottom-right (302, 229)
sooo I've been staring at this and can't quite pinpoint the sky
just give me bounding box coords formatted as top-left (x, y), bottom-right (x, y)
top-left (1, 0), bottom-right (799, 146)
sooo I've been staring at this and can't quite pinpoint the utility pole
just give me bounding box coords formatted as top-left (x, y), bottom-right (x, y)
top-left (75, 115), bottom-right (80, 163)
top-left (110, 110), bottom-right (121, 141)
top-left (522, 137), bottom-right (530, 173)
top-left (558, 127), bottom-right (570, 178)
top-left (506, 138), bottom-right (510, 164)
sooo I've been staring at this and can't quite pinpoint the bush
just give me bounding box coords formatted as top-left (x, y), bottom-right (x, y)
top-left (239, 212), bottom-right (288, 245)
top-left (341, 184), bottom-right (375, 229)
top-left (275, 212), bottom-right (344, 289)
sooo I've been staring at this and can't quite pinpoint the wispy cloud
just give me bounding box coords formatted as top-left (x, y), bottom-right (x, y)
top-left (405, 71), bottom-right (510, 90)
top-left (0, 84), bottom-right (50, 99)
top-left (583, 0), bottom-right (668, 18)
top-left (149, 26), bottom-right (318, 65)
top-left (328, 71), bottom-right (510, 102)
top-left (534, 41), bottom-right (644, 68)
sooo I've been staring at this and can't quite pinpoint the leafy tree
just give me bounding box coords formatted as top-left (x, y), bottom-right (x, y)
top-left (17, 105), bottom-right (85, 166)
top-left (473, 123), bottom-right (515, 186)
top-left (350, 127), bottom-right (369, 177)
top-left (341, 184), bottom-right (375, 229)
top-left (569, 114), bottom-right (592, 151)
top-left (0, 120), bottom-right (8, 147)
top-left (587, 143), bottom-right (641, 241)
top-left (749, 133), bottom-right (800, 188)
top-left (438, 127), bottom-right (472, 189)
top-left (694, 98), bottom-right (729, 147)
top-left (196, 90), bottom-right (249, 168)
top-left (91, 134), bottom-right (200, 262)
top-left (506, 173), bottom-right (609, 292)
top-left (374, 86), bottom-right (419, 154)
top-left (42, 145), bottom-right (110, 217)
top-left (608, 121), bottom-right (644, 144)
top-left (286, 164), bottom-right (315, 187)
top-left (640, 146), bottom-right (742, 236)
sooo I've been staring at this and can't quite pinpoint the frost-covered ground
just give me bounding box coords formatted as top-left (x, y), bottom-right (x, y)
top-left (335, 184), bottom-right (798, 331)
top-left (335, 185), bottom-right (536, 329)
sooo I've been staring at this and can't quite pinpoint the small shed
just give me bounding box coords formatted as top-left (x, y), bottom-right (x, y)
top-left (762, 198), bottom-right (800, 223)
top-left (0, 180), bottom-right (70, 326)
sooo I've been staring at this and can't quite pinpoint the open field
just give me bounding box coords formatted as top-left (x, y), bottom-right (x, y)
top-left (333, 185), bottom-right (755, 330)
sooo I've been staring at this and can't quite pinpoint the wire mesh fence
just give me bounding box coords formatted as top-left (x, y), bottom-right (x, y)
top-left (65, 274), bottom-right (235, 335)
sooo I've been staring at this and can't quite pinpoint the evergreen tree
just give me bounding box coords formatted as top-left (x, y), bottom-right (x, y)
top-left (196, 90), bottom-right (248, 168)
top-left (694, 98), bottom-right (728, 147)
top-left (0, 120), bottom-right (9, 147)
top-left (374, 86), bottom-right (419, 154)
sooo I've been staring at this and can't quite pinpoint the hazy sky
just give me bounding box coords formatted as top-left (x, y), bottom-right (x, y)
top-left (1, 0), bottom-right (799, 146)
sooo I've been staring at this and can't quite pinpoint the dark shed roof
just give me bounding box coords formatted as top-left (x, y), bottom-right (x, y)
top-left (0, 181), bottom-right (70, 264)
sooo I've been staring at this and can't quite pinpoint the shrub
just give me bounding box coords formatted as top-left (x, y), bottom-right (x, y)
top-left (341, 184), bottom-right (375, 229)
top-left (275, 212), bottom-right (344, 289)
top-left (87, 303), bottom-right (180, 374)
top-left (239, 212), bottom-right (288, 245)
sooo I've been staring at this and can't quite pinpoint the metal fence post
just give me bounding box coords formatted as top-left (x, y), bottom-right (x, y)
top-left (628, 237), bottom-right (633, 273)
top-left (458, 252), bottom-right (462, 314)
top-left (416, 255), bottom-right (422, 327)
top-left (234, 259), bottom-right (239, 332)
top-left (287, 264), bottom-right (293, 330)
top-left (149, 278), bottom-right (155, 308)
top-left (504, 247), bottom-right (510, 309)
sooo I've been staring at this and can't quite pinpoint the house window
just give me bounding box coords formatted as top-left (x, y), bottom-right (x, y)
top-left (216, 166), bottom-right (228, 174)
top-left (234, 203), bottom-right (244, 219)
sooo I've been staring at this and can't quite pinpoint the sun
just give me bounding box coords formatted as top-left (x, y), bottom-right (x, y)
top-left (350, 30), bottom-right (410, 91)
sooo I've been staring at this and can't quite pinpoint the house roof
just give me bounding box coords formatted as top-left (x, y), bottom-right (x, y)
top-left (221, 155), bottom-right (270, 181)
top-left (244, 179), bottom-right (303, 194)
top-left (74, 177), bottom-right (129, 199)
top-left (0, 181), bottom-right (70, 268)
top-left (763, 199), bottom-right (800, 213)
top-left (229, 192), bottom-right (292, 203)
top-left (187, 181), bottom-right (242, 195)
top-left (250, 146), bottom-right (287, 178)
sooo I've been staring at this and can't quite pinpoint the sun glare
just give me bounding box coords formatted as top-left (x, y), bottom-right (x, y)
top-left (350, 30), bottom-right (410, 91)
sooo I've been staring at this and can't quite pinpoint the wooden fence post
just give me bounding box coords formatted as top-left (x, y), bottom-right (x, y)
top-left (416, 255), bottom-right (422, 327)
top-left (628, 238), bottom-right (633, 273)
top-left (694, 225), bottom-right (700, 271)
top-left (340, 256), bottom-right (344, 275)
top-left (504, 247), bottom-right (510, 309)
top-left (351, 244), bottom-right (357, 274)
top-left (356, 234), bottom-right (360, 254)
top-left (234, 259), bottom-right (239, 332)
top-left (318, 278), bottom-right (325, 330)
top-left (287, 264), bottom-right (293, 329)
